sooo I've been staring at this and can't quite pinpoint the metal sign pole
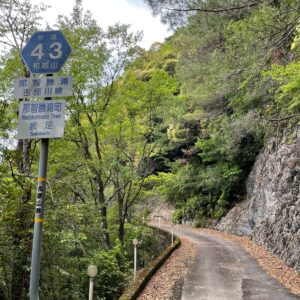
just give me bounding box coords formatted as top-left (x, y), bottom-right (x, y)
top-left (29, 75), bottom-right (52, 300)
top-left (29, 138), bottom-right (49, 299)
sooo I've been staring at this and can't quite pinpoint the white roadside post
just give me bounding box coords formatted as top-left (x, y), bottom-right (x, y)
top-left (133, 238), bottom-right (139, 281)
top-left (87, 265), bottom-right (98, 300)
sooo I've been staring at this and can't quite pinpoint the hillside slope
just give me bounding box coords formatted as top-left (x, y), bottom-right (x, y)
top-left (217, 128), bottom-right (300, 272)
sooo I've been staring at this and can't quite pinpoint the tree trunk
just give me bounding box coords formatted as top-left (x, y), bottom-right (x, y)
top-left (118, 194), bottom-right (125, 245)
top-left (97, 178), bottom-right (111, 250)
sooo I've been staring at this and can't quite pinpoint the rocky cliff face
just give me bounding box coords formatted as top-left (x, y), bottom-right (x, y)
top-left (217, 129), bottom-right (300, 272)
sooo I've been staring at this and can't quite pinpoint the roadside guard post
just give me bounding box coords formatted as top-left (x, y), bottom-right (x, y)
top-left (17, 30), bottom-right (72, 300)
top-left (87, 265), bottom-right (98, 300)
top-left (133, 238), bottom-right (139, 281)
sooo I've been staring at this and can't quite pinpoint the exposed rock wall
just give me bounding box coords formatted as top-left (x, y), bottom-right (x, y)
top-left (217, 129), bottom-right (300, 272)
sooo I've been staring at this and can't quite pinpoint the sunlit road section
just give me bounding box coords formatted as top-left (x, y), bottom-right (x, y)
top-left (159, 223), bottom-right (299, 300)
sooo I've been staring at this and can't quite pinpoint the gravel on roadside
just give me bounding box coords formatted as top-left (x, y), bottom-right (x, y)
top-left (137, 237), bottom-right (197, 300)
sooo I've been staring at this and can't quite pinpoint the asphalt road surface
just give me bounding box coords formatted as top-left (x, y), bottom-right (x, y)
top-left (171, 226), bottom-right (299, 300)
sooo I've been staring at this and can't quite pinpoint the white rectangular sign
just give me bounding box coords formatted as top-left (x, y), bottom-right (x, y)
top-left (14, 76), bottom-right (73, 98)
top-left (17, 100), bottom-right (66, 139)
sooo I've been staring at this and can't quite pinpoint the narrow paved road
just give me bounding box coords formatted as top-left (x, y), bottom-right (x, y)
top-left (165, 225), bottom-right (299, 300)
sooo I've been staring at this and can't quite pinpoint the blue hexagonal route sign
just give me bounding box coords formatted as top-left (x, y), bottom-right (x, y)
top-left (21, 30), bottom-right (72, 74)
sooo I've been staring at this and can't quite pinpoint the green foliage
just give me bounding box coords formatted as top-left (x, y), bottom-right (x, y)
top-left (291, 23), bottom-right (300, 51)
top-left (265, 63), bottom-right (300, 114)
top-left (2, 0), bottom-right (300, 298)
top-left (90, 244), bottom-right (130, 300)
top-left (0, 1), bottom-right (178, 298)
top-left (150, 110), bottom-right (265, 223)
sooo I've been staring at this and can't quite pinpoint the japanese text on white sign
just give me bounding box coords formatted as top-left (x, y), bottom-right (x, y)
top-left (17, 100), bottom-right (66, 139)
top-left (14, 76), bottom-right (73, 98)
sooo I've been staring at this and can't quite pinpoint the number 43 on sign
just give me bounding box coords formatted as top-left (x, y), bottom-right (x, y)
top-left (21, 30), bottom-right (72, 74)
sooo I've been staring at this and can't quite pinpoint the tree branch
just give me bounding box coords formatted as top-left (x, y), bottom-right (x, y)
top-left (267, 114), bottom-right (299, 122)
top-left (165, 2), bottom-right (260, 14)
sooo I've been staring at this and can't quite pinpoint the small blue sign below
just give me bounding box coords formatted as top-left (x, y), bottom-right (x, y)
top-left (21, 31), bottom-right (72, 74)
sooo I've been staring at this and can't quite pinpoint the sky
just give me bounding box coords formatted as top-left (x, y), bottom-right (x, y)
top-left (30, 0), bottom-right (171, 50)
